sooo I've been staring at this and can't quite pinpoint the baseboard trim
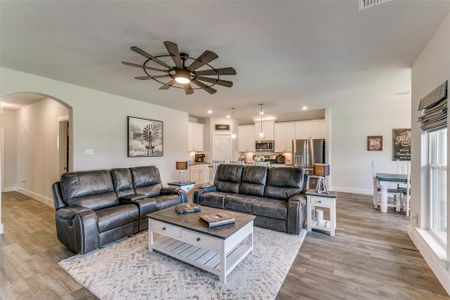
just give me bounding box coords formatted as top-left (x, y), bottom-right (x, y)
top-left (330, 186), bottom-right (373, 195)
top-left (2, 186), bottom-right (17, 192)
top-left (17, 188), bottom-right (54, 208)
top-left (409, 226), bottom-right (450, 295)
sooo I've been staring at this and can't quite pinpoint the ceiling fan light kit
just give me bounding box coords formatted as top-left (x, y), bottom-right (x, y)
top-left (122, 41), bottom-right (237, 95)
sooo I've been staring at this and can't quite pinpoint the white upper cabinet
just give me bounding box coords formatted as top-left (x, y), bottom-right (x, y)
top-left (238, 125), bottom-right (255, 152)
top-left (254, 120), bottom-right (274, 140)
top-left (274, 122), bottom-right (295, 152)
top-left (294, 119), bottom-right (326, 140)
top-left (187, 122), bottom-right (204, 152)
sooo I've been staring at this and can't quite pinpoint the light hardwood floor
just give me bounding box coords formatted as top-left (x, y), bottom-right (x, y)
top-left (0, 191), bottom-right (447, 299)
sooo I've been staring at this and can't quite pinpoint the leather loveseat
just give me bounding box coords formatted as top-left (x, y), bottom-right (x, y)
top-left (52, 166), bottom-right (187, 254)
top-left (193, 164), bottom-right (307, 234)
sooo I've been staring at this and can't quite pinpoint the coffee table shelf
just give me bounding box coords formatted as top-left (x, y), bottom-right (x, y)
top-left (152, 234), bottom-right (252, 277)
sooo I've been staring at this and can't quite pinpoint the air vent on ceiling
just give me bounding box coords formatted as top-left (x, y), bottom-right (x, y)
top-left (359, 0), bottom-right (392, 11)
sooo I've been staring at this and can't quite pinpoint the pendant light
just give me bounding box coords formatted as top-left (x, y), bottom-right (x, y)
top-left (231, 107), bottom-right (237, 139)
top-left (258, 104), bottom-right (264, 138)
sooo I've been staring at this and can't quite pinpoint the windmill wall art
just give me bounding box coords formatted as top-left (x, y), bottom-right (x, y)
top-left (127, 116), bottom-right (163, 157)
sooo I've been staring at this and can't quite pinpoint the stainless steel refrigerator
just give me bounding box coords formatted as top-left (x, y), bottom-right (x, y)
top-left (292, 139), bottom-right (326, 170)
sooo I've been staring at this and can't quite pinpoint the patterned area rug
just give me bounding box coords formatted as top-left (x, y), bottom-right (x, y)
top-left (59, 227), bottom-right (306, 300)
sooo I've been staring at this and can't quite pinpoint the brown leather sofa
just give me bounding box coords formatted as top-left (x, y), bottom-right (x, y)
top-left (193, 164), bottom-right (307, 234)
top-left (52, 166), bottom-right (187, 254)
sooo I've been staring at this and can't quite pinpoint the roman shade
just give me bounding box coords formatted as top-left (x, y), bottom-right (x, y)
top-left (418, 81), bottom-right (448, 132)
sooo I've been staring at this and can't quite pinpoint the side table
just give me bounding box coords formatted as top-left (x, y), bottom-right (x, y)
top-left (306, 190), bottom-right (337, 236)
top-left (167, 181), bottom-right (196, 193)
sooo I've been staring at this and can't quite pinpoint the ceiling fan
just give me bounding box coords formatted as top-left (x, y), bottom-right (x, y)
top-left (122, 41), bottom-right (237, 95)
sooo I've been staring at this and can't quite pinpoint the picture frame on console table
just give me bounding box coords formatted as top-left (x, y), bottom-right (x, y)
top-left (127, 116), bottom-right (163, 157)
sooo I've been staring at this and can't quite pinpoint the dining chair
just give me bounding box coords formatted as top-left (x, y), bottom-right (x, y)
top-left (399, 162), bottom-right (411, 216)
top-left (371, 161), bottom-right (404, 212)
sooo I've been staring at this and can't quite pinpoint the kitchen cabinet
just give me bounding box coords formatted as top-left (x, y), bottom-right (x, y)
top-left (188, 164), bottom-right (209, 185)
top-left (274, 122), bottom-right (295, 152)
top-left (187, 122), bottom-right (204, 152)
top-left (254, 120), bottom-right (274, 140)
top-left (238, 125), bottom-right (255, 152)
top-left (294, 120), bottom-right (326, 140)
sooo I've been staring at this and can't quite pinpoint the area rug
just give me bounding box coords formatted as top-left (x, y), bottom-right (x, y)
top-left (59, 227), bottom-right (306, 300)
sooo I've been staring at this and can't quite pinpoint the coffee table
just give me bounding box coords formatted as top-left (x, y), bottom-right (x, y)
top-left (147, 206), bottom-right (255, 283)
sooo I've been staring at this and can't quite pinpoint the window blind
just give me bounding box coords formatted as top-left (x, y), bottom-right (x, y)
top-left (418, 81), bottom-right (448, 132)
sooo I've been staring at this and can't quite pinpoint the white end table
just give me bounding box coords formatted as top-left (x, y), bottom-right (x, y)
top-left (306, 191), bottom-right (337, 236)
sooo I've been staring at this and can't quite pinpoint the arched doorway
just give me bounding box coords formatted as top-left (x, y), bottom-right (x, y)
top-left (0, 92), bottom-right (73, 234)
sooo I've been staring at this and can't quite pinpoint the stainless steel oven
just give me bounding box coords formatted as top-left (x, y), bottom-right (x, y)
top-left (255, 140), bottom-right (274, 152)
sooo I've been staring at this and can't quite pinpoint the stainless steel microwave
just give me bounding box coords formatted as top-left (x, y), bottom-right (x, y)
top-left (255, 140), bottom-right (274, 152)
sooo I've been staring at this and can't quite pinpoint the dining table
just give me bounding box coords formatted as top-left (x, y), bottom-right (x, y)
top-left (375, 173), bottom-right (408, 213)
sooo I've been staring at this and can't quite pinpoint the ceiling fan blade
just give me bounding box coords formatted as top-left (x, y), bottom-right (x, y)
top-left (130, 46), bottom-right (172, 69)
top-left (192, 79), bottom-right (217, 94)
top-left (184, 83), bottom-right (194, 95)
top-left (194, 67), bottom-right (237, 76)
top-left (159, 79), bottom-right (176, 90)
top-left (121, 61), bottom-right (167, 72)
top-left (134, 75), bottom-right (169, 80)
top-left (197, 76), bottom-right (233, 87)
top-left (188, 50), bottom-right (219, 71)
top-left (164, 41), bottom-right (183, 69)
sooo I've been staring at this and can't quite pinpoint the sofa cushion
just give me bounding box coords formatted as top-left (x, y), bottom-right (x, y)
top-left (224, 194), bottom-right (255, 214)
top-left (198, 192), bottom-right (227, 209)
top-left (96, 204), bottom-right (139, 232)
top-left (110, 168), bottom-right (134, 197)
top-left (264, 167), bottom-right (304, 200)
top-left (155, 194), bottom-right (183, 211)
top-left (60, 170), bottom-right (119, 210)
top-left (134, 197), bottom-right (157, 218)
top-left (251, 197), bottom-right (288, 220)
top-left (214, 164), bottom-right (244, 194)
top-left (130, 166), bottom-right (162, 197)
top-left (239, 166), bottom-right (268, 196)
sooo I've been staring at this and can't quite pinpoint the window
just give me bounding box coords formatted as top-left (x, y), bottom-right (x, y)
top-left (428, 128), bottom-right (447, 243)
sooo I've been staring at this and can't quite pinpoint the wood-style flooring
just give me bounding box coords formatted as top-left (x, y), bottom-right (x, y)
top-left (0, 191), bottom-right (447, 299)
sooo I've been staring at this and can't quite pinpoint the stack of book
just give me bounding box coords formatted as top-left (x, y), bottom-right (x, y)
top-left (200, 213), bottom-right (235, 228)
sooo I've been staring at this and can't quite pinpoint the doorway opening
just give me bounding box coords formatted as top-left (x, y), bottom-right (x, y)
top-left (0, 92), bottom-right (73, 210)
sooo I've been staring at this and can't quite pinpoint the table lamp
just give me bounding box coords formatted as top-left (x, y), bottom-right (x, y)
top-left (176, 161), bottom-right (188, 183)
top-left (313, 163), bottom-right (330, 193)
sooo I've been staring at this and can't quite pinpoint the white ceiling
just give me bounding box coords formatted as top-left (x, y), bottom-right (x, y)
top-left (0, 1), bottom-right (449, 119)
top-left (1, 93), bottom-right (46, 110)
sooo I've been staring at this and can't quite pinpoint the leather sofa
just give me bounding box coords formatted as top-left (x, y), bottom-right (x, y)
top-left (52, 166), bottom-right (187, 254)
top-left (194, 164), bottom-right (307, 234)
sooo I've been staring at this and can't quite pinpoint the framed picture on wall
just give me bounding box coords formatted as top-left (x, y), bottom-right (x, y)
top-left (367, 136), bottom-right (383, 151)
top-left (392, 128), bottom-right (411, 161)
top-left (127, 116), bottom-right (163, 157)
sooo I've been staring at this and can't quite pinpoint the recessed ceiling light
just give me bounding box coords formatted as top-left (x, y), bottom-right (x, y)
top-left (207, 110), bottom-right (213, 114)
top-left (226, 115), bottom-right (231, 119)
top-left (301, 106), bottom-right (308, 111)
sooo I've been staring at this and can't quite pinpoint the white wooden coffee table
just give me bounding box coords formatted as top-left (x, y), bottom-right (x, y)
top-left (147, 206), bottom-right (255, 283)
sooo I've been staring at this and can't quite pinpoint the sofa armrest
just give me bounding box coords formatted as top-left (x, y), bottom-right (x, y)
top-left (119, 194), bottom-right (147, 204)
top-left (55, 206), bottom-right (99, 254)
top-left (161, 187), bottom-right (188, 204)
top-left (193, 185), bottom-right (217, 204)
top-left (287, 194), bottom-right (307, 234)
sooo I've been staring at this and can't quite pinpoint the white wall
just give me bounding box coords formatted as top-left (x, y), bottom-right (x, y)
top-left (1, 109), bottom-right (17, 190)
top-left (410, 12), bottom-right (450, 293)
top-left (0, 67), bottom-right (189, 208)
top-left (13, 98), bottom-right (69, 205)
top-left (329, 94), bottom-right (411, 194)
